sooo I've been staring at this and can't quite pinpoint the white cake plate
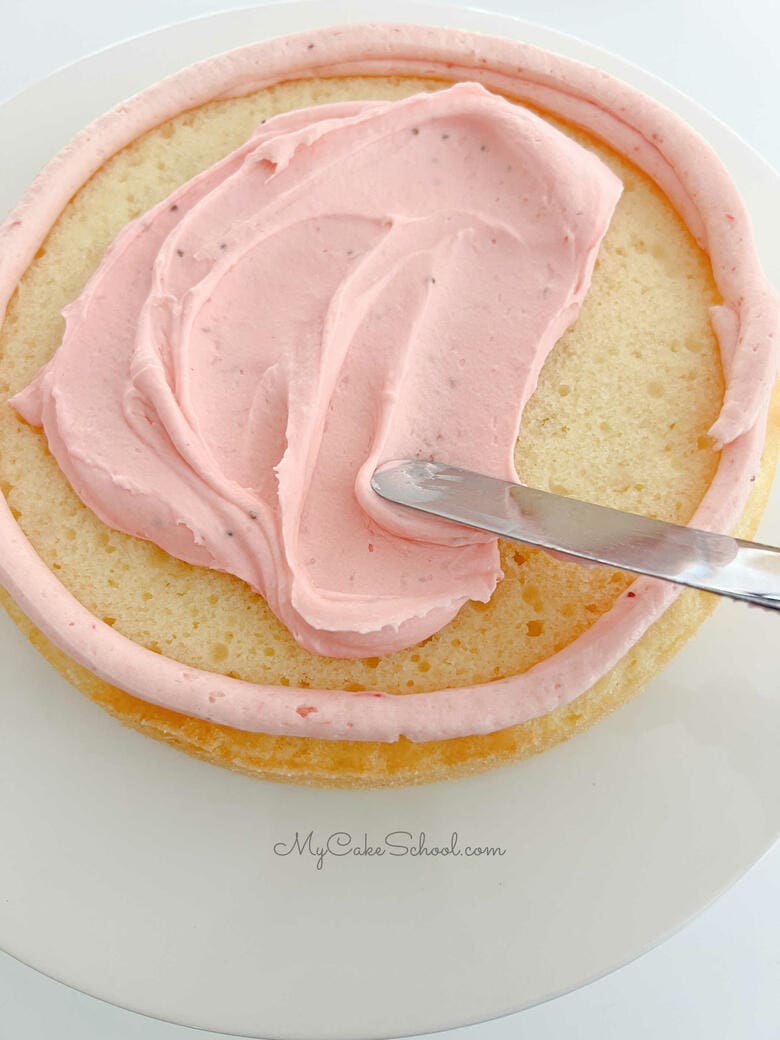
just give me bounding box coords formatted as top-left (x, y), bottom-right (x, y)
top-left (0, 3), bottom-right (778, 1038)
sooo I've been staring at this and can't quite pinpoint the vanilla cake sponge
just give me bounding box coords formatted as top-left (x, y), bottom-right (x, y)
top-left (1, 61), bottom-right (777, 785)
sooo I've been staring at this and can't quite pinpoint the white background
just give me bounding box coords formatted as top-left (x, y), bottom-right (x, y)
top-left (0, 1), bottom-right (778, 1038)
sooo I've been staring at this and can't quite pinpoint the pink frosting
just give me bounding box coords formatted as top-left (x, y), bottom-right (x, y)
top-left (0, 25), bottom-right (777, 742)
top-left (11, 83), bottom-right (622, 657)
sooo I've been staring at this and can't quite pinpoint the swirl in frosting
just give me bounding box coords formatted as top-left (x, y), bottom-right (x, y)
top-left (11, 83), bottom-right (622, 657)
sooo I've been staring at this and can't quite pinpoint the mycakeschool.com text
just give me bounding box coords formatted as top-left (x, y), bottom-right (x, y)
top-left (273, 831), bottom-right (507, 870)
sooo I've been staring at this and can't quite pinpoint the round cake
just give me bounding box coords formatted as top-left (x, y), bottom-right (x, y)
top-left (0, 26), bottom-right (777, 786)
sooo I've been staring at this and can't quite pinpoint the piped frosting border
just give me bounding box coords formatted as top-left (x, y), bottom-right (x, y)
top-left (0, 24), bottom-right (777, 742)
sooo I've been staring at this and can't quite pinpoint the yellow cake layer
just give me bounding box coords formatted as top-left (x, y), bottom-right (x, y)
top-left (1, 75), bottom-right (776, 785)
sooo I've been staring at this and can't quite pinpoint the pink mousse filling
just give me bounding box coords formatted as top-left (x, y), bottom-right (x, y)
top-left (11, 83), bottom-right (621, 657)
top-left (0, 25), bottom-right (777, 741)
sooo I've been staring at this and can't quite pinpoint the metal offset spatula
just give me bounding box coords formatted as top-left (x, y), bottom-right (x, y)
top-left (371, 461), bottom-right (780, 611)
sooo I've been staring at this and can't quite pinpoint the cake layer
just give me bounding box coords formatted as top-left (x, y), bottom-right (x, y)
top-left (0, 26), bottom-right (777, 752)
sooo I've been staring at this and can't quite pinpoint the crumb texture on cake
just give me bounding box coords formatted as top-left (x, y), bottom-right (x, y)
top-left (1, 74), bottom-right (775, 785)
